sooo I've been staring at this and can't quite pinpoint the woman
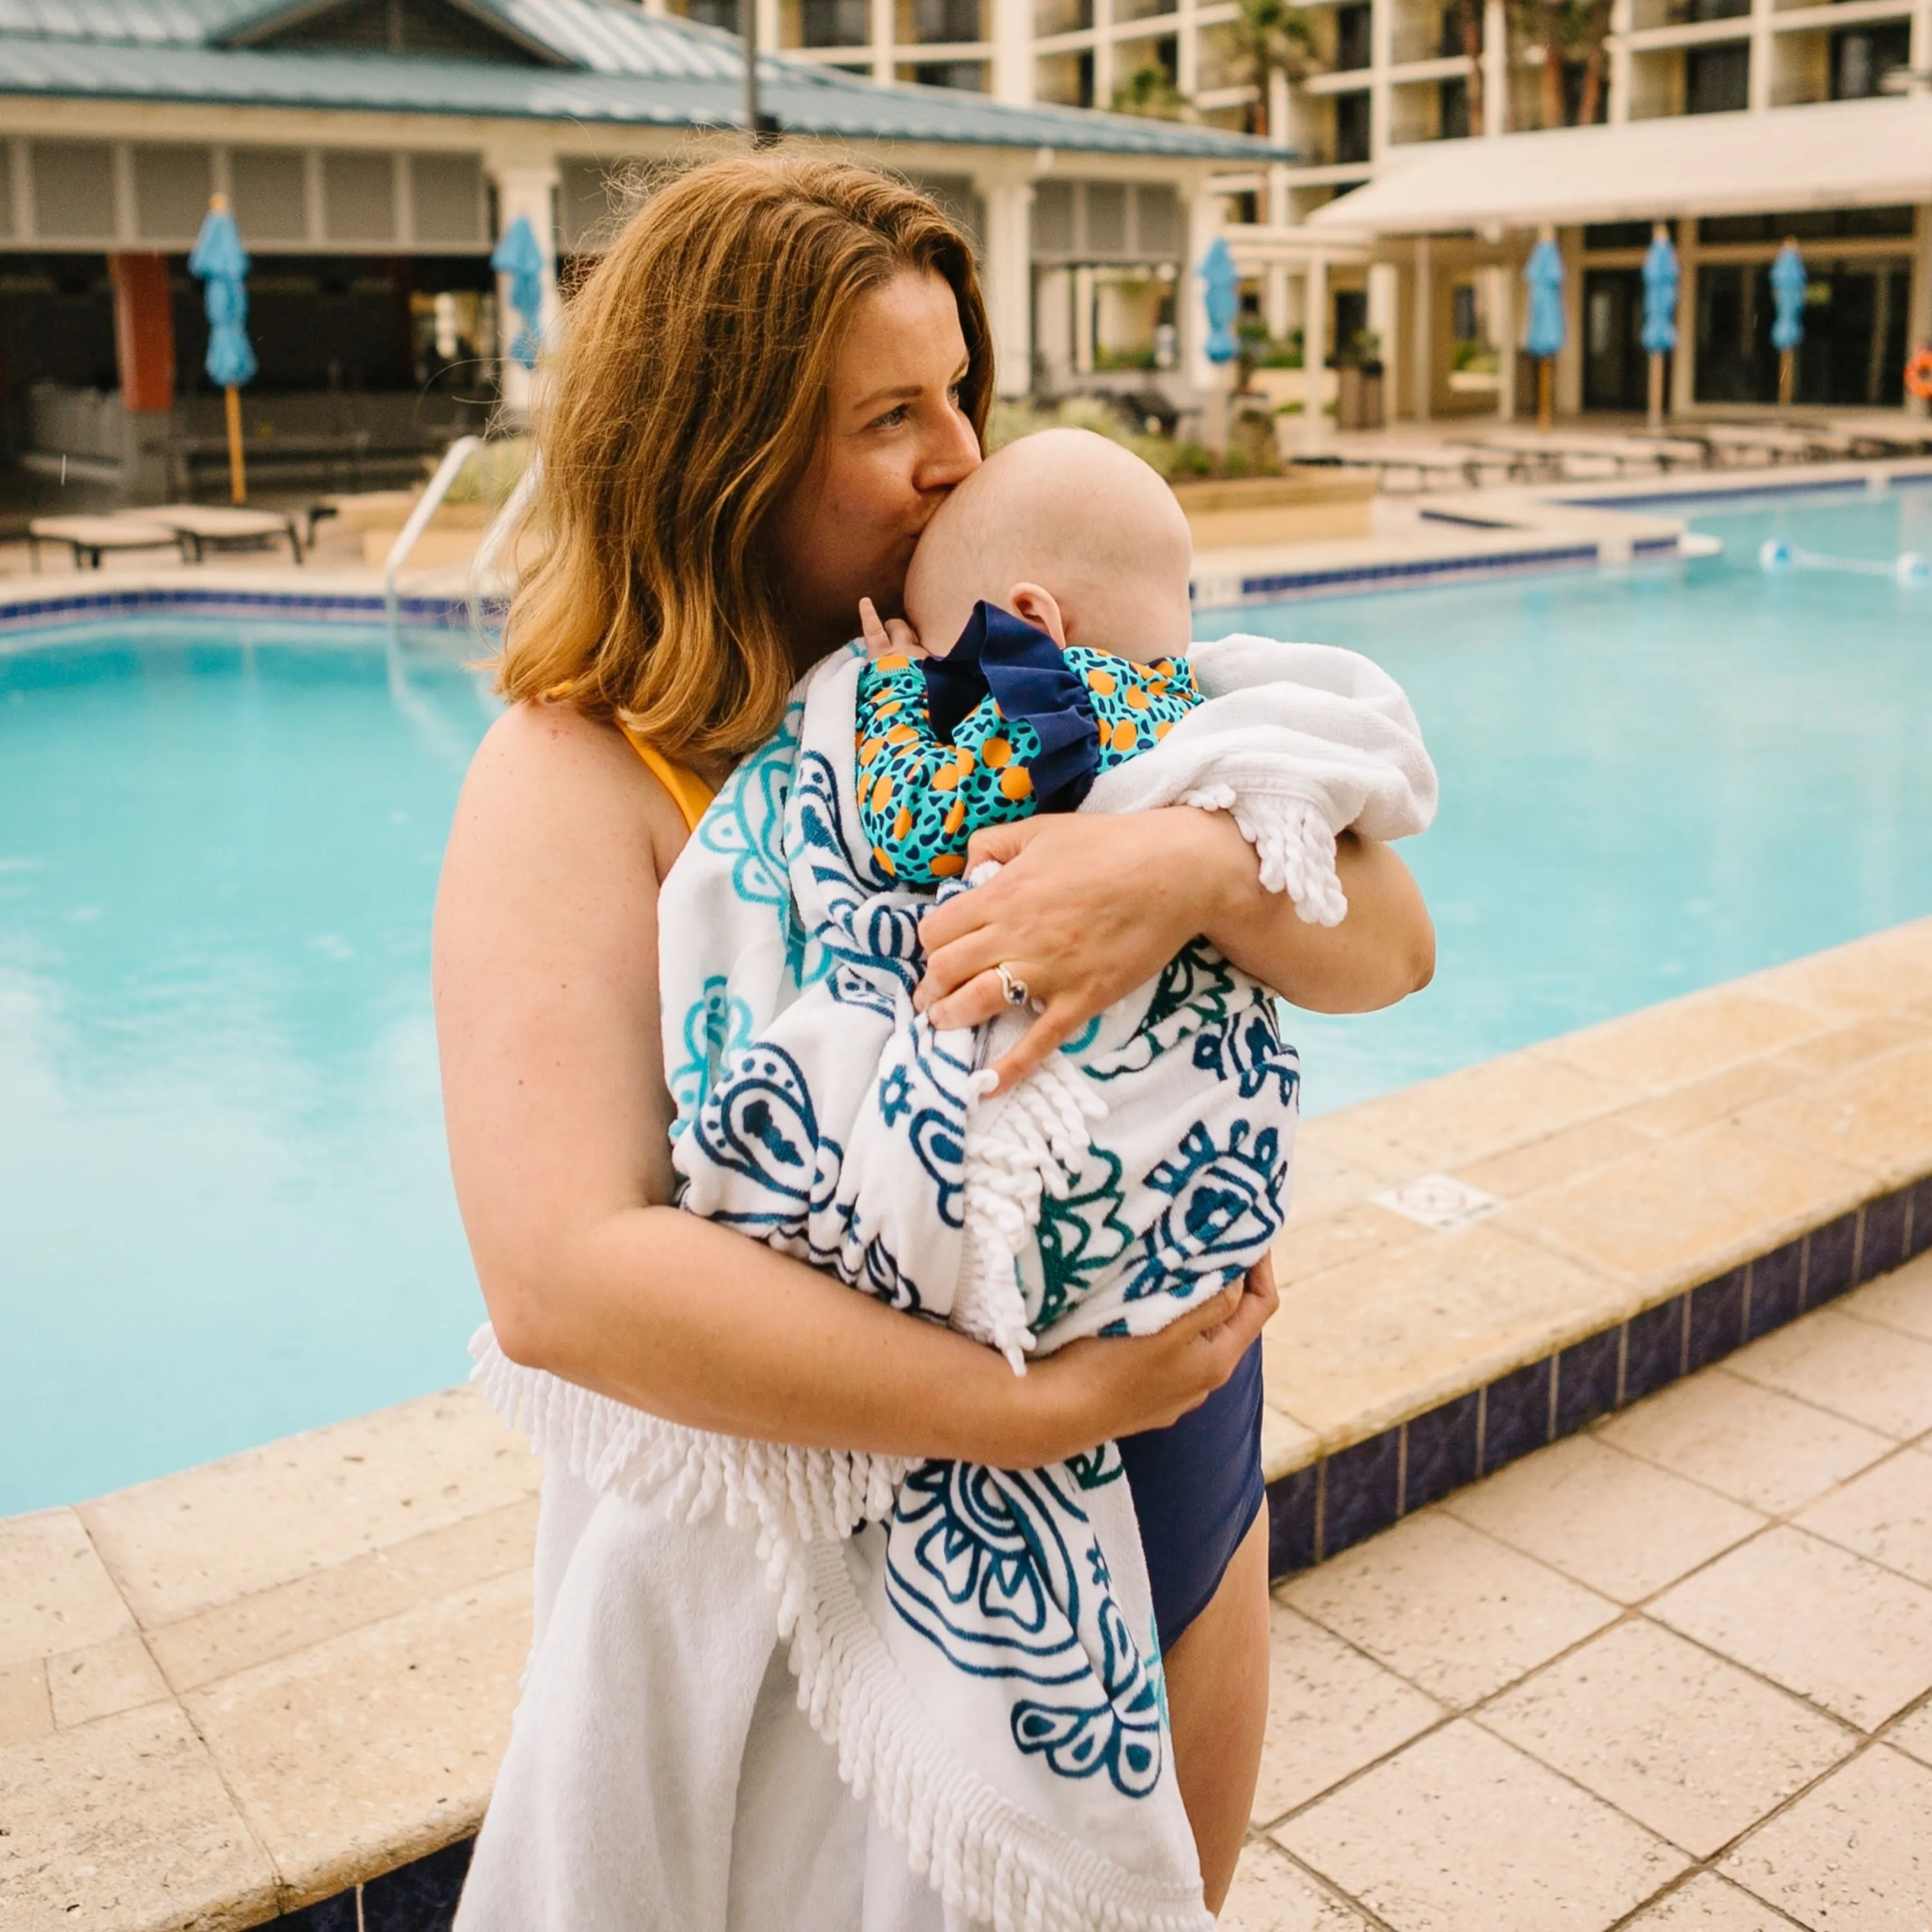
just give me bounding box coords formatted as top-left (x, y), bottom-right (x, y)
top-left (437, 153), bottom-right (1432, 1926)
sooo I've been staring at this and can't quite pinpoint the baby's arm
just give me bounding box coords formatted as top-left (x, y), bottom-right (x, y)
top-left (855, 672), bottom-right (1043, 887)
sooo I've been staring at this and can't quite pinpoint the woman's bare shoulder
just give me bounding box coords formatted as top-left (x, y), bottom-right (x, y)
top-left (453, 699), bottom-right (687, 886)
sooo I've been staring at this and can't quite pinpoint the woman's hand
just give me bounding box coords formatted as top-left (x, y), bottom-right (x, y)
top-left (1009, 1254), bottom-right (1279, 1468)
top-left (914, 806), bottom-right (1434, 1094)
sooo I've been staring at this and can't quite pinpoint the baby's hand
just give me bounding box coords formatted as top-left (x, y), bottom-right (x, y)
top-left (858, 596), bottom-right (926, 661)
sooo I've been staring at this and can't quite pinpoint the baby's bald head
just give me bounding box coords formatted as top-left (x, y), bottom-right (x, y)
top-left (904, 428), bottom-right (1193, 662)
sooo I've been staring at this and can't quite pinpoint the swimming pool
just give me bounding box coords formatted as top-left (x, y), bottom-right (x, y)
top-left (3, 485), bottom-right (1929, 1513)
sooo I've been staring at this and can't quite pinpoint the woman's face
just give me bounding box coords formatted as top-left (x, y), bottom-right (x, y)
top-left (772, 269), bottom-right (982, 663)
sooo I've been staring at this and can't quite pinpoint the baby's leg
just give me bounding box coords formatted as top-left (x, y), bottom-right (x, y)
top-left (1160, 1507), bottom-right (1271, 1914)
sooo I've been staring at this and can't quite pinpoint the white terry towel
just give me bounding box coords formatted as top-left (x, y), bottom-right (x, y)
top-left (462, 634), bottom-right (1435, 1932)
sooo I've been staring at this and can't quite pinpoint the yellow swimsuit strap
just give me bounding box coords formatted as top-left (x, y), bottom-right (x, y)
top-left (621, 727), bottom-right (716, 834)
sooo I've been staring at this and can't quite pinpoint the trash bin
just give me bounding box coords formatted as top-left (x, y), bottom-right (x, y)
top-left (1337, 363), bottom-right (1385, 430)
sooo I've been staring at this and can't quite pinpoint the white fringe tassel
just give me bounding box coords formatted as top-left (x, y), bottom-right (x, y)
top-left (952, 1053), bottom-right (1107, 1372)
top-left (470, 1330), bottom-right (1213, 1932)
top-left (1182, 784), bottom-right (1346, 927)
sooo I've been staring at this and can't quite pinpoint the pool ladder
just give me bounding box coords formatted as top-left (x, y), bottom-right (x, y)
top-left (383, 434), bottom-right (482, 640)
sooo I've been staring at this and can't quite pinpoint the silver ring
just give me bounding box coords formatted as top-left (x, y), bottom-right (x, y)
top-left (996, 963), bottom-right (1030, 1008)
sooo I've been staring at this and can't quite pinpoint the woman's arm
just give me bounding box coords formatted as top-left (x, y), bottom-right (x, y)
top-left (914, 806), bottom-right (1434, 1090)
top-left (434, 704), bottom-right (1274, 1469)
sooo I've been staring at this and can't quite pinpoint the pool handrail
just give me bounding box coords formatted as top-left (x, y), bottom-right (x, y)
top-left (384, 433), bottom-right (482, 639)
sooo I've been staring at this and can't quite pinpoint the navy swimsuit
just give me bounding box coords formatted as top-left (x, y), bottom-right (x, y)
top-left (1119, 1339), bottom-right (1266, 1649)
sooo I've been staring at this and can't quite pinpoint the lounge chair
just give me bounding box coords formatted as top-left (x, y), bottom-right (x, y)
top-left (28, 515), bottom-right (186, 571)
top-left (148, 504), bottom-right (305, 563)
top-left (1303, 440), bottom-right (1499, 491)
top-left (1823, 413), bottom-right (1932, 457)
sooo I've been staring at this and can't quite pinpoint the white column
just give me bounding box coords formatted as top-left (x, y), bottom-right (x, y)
top-left (1367, 258), bottom-right (1399, 404)
top-left (1268, 71), bottom-right (1293, 153)
top-left (1908, 205), bottom-right (1932, 418)
top-left (757, 0), bottom-right (781, 61)
top-left (489, 160), bottom-right (560, 416)
top-left (1607, 0), bottom-right (1633, 121)
top-left (1300, 252), bottom-right (1329, 451)
top-left (1672, 216), bottom-right (1697, 414)
top-left (1916, 0), bottom-right (1932, 76)
top-left (1369, 0), bottom-right (1394, 155)
top-left (978, 176), bottom-right (1034, 397)
top-left (1036, 264), bottom-right (1074, 384)
top-left (1265, 263), bottom-right (1291, 336)
top-left (990, 0), bottom-right (1033, 103)
top-left (1176, 0), bottom-right (1200, 95)
top-left (1072, 265), bottom-right (1097, 372)
top-left (1092, 0), bottom-right (1115, 106)
top-left (871, 0), bottom-right (894, 82)
top-left (1184, 180), bottom-right (1222, 395)
top-left (1492, 253), bottom-right (1516, 420)
top-left (1748, 0), bottom-right (1773, 111)
top-left (1411, 234), bottom-right (1432, 421)
top-left (1482, 0), bottom-right (1508, 133)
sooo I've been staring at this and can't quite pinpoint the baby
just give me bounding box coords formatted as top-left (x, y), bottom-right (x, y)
top-left (855, 428), bottom-right (1205, 884)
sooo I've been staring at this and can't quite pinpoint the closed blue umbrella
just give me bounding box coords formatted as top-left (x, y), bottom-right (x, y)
top-left (491, 216), bottom-right (546, 373)
top-left (188, 196), bottom-right (256, 503)
top-left (1524, 234), bottom-right (1565, 428)
top-left (1640, 224), bottom-right (1679, 429)
top-left (1770, 237), bottom-right (1806, 405)
top-left (1197, 235), bottom-right (1239, 366)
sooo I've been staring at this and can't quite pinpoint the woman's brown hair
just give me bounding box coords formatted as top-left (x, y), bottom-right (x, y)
top-left (496, 151), bottom-right (993, 758)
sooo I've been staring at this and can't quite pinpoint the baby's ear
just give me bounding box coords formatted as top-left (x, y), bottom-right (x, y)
top-left (1008, 582), bottom-right (1068, 647)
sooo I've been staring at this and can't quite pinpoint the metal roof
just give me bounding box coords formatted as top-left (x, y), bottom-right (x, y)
top-left (0, 0), bottom-right (1291, 158)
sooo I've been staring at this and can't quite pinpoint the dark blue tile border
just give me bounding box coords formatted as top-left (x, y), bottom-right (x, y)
top-left (1269, 1173), bottom-right (1931, 1578)
top-left (266, 1836), bottom-right (472, 1929)
top-left (0, 585), bottom-right (480, 639)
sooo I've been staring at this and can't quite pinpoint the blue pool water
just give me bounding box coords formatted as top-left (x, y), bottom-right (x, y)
top-left (3, 486), bottom-right (1930, 1513)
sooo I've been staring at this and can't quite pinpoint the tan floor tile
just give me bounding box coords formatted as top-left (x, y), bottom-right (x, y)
top-left (1273, 1202), bottom-right (1426, 1289)
top-left (1600, 1370), bottom-right (1893, 1515)
top-left (1262, 1223), bottom-right (1626, 1446)
top-left (1737, 1041), bottom-right (1932, 1190)
top-left (1497, 1123), bottom-right (1867, 1294)
top-left (1721, 1745), bottom-right (1932, 1928)
top-left (1838, 1250), bottom-right (1932, 1344)
top-left (46, 1634), bottom-right (170, 1729)
top-left (1748, 919), bottom-right (1932, 1021)
top-left (0, 1657), bottom-right (52, 1748)
top-left (1792, 1446), bottom-right (1932, 1587)
top-left (1309, 1048), bottom-right (1638, 1182)
top-left (1725, 1309), bottom-right (1932, 1441)
top-left (147, 1493), bottom-right (538, 1694)
top-left (1282, 1512), bottom-right (1616, 1709)
top-left (1650, 1526), bottom-right (1932, 1730)
top-left (185, 1567), bottom-right (529, 1908)
top-left (1454, 1114), bottom-right (1653, 1201)
top-left (1479, 1618), bottom-right (1852, 1858)
top-left (1275, 1719), bottom-right (1689, 1932)
top-left (1251, 1600), bottom-right (1445, 1823)
top-left (1537, 986), bottom-right (1830, 1095)
top-left (1220, 1842), bottom-right (1373, 1931)
top-left (80, 1386), bottom-right (538, 1628)
top-left (0, 1700), bottom-right (277, 1932)
top-left (1260, 1405), bottom-right (1320, 1486)
top-left (1770, 1013), bottom-right (1932, 1081)
top-left (0, 1508), bottom-right (136, 1671)
top-left (1616, 1061), bottom-right (1801, 1142)
top-left (1624, 1873), bottom-right (1807, 1929)
top-left (1443, 1435), bottom-right (1763, 1604)
top-left (1284, 1126), bottom-right (1402, 1217)
top-left (1884, 1696), bottom-right (1932, 1769)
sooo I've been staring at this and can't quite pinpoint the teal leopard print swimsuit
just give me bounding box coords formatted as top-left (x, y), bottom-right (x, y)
top-left (855, 625), bottom-right (1201, 886)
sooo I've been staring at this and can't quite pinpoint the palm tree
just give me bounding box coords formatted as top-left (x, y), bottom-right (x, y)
top-left (1112, 61), bottom-right (1190, 117)
top-left (1448, 0), bottom-right (1484, 131)
top-left (1508, 0), bottom-right (1614, 126)
top-left (1227, 0), bottom-right (1318, 138)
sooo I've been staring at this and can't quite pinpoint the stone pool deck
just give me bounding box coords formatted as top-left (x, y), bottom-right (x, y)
top-left (3, 915), bottom-right (1929, 1927)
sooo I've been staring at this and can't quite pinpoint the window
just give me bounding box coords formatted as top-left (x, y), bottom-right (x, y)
top-left (1583, 268), bottom-right (1647, 410)
top-left (1685, 43), bottom-right (1748, 113)
top-left (802, 0), bottom-right (869, 42)
top-left (912, 58), bottom-right (984, 84)
top-left (1334, 3), bottom-right (1371, 70)
top-left (1335, 91), bottom-right (1372, 163)
top-left (1832, 21), bottom-right (1910, 99)
top-left (913, 0), bottom-right (981, 41)
top-left (1438, 75), bottom-right (1470, 138)
top-left (687, 0), bottom-right (738, 28)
